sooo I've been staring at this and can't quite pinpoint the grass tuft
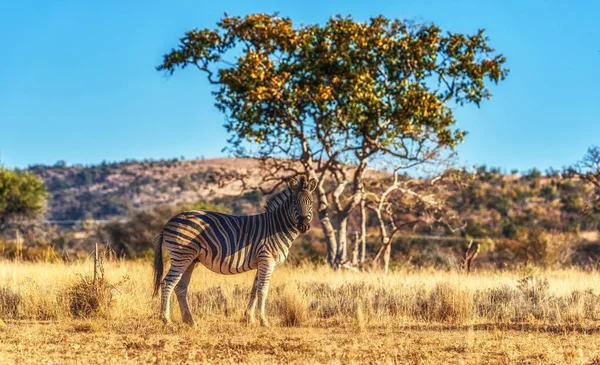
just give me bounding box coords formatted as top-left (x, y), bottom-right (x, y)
top-left (0, 286), bottom-right (21, 319)
top-left (423, 283), bottom-right (473, 323)
top-left (65, 275), bottom-right (113, 319)
top-left (274, 286), bottom-right (308, 327)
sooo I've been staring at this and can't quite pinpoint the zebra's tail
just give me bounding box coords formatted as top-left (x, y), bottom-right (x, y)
top-left (152, 231), bottom-right (164, 298)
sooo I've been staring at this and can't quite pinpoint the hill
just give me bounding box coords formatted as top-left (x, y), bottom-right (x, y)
top-left (13, 158), bottom-right (600, 268)
top-left (27, 158), bottom-right (261, 221)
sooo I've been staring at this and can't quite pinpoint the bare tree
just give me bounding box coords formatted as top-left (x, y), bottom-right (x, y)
top-left (463, 240), bottom-right (480, 274)
top-left (565, 146), bottom-right (600, 207)
top-left (365, 167), bottom-right (467, 273)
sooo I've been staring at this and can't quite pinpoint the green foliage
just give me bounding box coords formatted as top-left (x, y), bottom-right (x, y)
top-left (158, 13), bottom-right (508, 160)
top-left (0, 168), bottom-right (48, 230)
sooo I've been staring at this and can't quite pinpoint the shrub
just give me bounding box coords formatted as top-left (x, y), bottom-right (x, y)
top-left (498, 228), bottom-right (578, 267)
top-left (0, 168), bottom-right (48, 232)
top-left (474, 285), bottom-right (518, 322)
top-left (65, 275), bottom-right (113, 318)
top-left (0, 286), bottom-right (21, 319)
top-left (420, 283), bottom-right (472, 323)
top-left (101, 205), bottom-right (179, 258)
top-left (273, 287), bottom-right (308, 327)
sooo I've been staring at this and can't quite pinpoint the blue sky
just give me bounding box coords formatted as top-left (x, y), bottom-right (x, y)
top-left (0, 0), bottom-right (598, 172)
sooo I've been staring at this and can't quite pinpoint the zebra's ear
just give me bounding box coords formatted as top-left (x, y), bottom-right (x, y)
top-left (307, 178), bottom-right (317, 192)
top-left (287, 177), bottom-right (301, 192)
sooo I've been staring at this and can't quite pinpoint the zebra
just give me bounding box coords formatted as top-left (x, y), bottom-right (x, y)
top-left (152, 175), bottom-right (317, 326)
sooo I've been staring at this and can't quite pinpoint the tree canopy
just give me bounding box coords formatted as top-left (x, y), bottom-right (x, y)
top-left (159, 13), bottom-right (506, 156)
top-left (0, 168), bottom-right (48, 231)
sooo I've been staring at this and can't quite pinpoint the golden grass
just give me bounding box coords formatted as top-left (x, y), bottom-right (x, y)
top-left (1, 260), bottom-right (600, 364)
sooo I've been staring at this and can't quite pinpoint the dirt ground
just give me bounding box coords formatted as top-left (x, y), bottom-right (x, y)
top-left (1, 320), bottom-right (600, 365)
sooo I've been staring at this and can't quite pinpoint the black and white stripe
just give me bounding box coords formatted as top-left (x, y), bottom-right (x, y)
top-left (153, 176), bottom-right (316, 326)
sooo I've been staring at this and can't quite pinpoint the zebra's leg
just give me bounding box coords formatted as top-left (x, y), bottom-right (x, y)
top-left (245, 273), bottom-right (260, 324)
top-left (256, 262), bottom-right (275, 327)
top-left (160, 261), bottom-right (190, 324)
top-left (175, 262), bottom-right (197, 326)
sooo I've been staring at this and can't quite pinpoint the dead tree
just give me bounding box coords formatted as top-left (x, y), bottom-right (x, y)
top-left (366, 169), bottom-right (441, 274)
top-left (366, 166), bottom-right (467, 274)
top-left (463, 240), bottom-right (480, 274)
top-left (565, 146), bottom-right (600, 208)
top-left (351, 231), bottom-right (360, 266)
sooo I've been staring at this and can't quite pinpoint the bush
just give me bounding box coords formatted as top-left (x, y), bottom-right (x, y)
top-left (420, 283), bottom-right (473, 323)
top-left (0, 286), bottom-right (21, 319)
top-left (0, 239), bottom-right (61, 262)
top-left (474, 285), bottom-right (518, 322)
top-left (501, 229), bottom-right (579, 267)
top-left (273, 286), bottom-right (308, 327)
top-left (0, 168), bottom-right (48, 231)
top-left (101, 205), bottom-right (179, 258)
top-left (65, 275), bottom-right (113, 318)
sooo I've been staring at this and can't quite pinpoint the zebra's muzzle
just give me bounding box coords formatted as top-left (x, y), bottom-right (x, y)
top-left (298, 217), bottom-right (311, 233)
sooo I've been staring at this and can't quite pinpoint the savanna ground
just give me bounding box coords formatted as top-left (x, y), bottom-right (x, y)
top-left (2, 260), bottom-right (600, 364)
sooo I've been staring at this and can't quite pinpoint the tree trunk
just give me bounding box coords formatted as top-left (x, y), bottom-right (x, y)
top-left (359, 198), bottom-right (367, 265)
top-left (351, 231), bottom-right (359, 266)
top-left (320, 215), bottom-right (338, 267)
top-left (311, 173), bottom-right (338, 267)
top-left (335, 217), bottom-right (348, 265)
top-left (382, 242), bottom-right (392, 274)
top-left (15, 230), bottom-right (23, 262)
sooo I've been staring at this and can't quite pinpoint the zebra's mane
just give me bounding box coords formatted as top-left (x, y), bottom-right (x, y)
top-left (264, 188), bottom-right (292, 213)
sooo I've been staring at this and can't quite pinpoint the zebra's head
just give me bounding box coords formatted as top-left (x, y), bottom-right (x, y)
top-left (287, 176), bottom-right (317, 234)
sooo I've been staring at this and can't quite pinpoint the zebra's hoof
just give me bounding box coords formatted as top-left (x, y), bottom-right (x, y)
top-left (244, 312), bottom-right (256, 326)
top-left (183, 318), bottom-right (197, 328)
top-left (259, 319), bottom-right (270, 328)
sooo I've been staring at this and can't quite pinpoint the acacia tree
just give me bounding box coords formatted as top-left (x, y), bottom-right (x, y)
top-left (0, 168), bottom-right (48, 232)
top-left (157, 13), bottom-right (508, 267)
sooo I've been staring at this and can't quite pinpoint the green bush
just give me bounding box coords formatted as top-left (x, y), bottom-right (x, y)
top-left (0, 168), bottom-right (48, 231)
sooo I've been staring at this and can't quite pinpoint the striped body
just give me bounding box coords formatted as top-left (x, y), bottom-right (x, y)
top-left (153, 183), bottom-right (315, 327)
top-left (162, 207), bottom-right (299, 275)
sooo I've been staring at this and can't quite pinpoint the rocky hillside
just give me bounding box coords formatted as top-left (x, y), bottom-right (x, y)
top-left (11, 159), bottom-right (600, 267)
top-left (28, 158), bottom-right (262, 221)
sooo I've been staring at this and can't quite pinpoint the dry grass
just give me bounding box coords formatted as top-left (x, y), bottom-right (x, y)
top-left (65, 275), bottom-right (114, 318)
top-left (1, 260), bottom-right (600, 364)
